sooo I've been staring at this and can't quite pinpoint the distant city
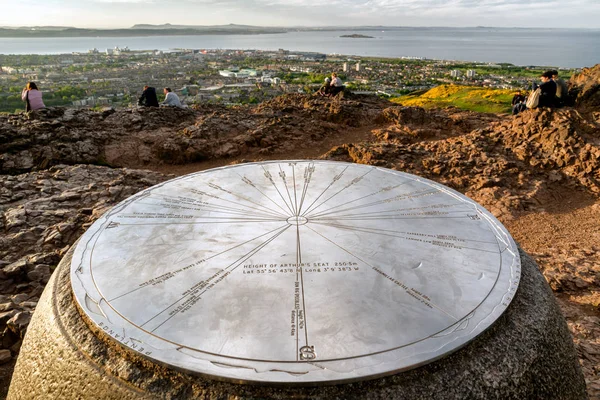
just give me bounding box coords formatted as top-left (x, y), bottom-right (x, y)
top-left (0, 47), bottom-right (578, 113)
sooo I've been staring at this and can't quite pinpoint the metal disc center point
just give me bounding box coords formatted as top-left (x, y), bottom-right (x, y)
top-left (287, 216), bottom-right (308, 226)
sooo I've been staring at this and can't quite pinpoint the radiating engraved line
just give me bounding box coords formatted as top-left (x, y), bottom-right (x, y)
top-left (305, 225), bottom-right (459, 321)
top-left (319, 202), bottom-right (470, 215)
top-left (154, 191), bottom-right (285, 218)
top-left (107, 224), bottom-right (290, 302)
top-left (300, 165), bottom-right (349, 217)
top-left (309, 200), bottom-right (467, 220)
top-left (236, 173), bottom-right (291, 216)
top-left (307, 182), bottom-right (409, 218)
top-left (302, 167), bottom-right (373, 217)
top-left (261, 165), bottom-right (295, 215)
top-left (279, 164), bottom-right (296, 216)
top-left (291, 164), bottom-right (299, 215)
top-left (309, 208), bottom-right (471, 220)
top-left (311, 221), bottom-right (499, 253)
top-left (311, 220), bottom-right (498, 245)
top-left (306, 189), bottom-right (440, 219)
top-left (310, 215), bottom-right (469, 222)
top-left (295, 222), bottom-right (301, 357)
top-left (181, 186), bottom-right (288, 219)
top-left (116, 218), bottom-right (284, 226)
top-left (297, 162), bottom-right (315, 215)
top-left (139, 195), bottom-right (285, 220)
top-left (137, 200), bottom-right (278, 220)
top-left (142, 225), bottom-right (292, 332)
top-left (207, 182), bottom-right (291, 218)
top-left (310, 211), bottom-right (474, 222)
top-left (294, 221), bottom-right (310, 346)
top-left (297, 223), bottom-right (309, 348)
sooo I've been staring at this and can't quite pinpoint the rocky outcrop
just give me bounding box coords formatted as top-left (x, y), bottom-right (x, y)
top-left (374, 106), bottom-right (501, 142)
top-left (0, 107), bottom-right (196, 173)
top-left (0, 165), bottom-right (170, 371)
top-left (323, 106), bottom-right (600, 219)
top-left (0, 95), bottom-right (391, 174)
top-left (570, 63), bottom-right (600, 112)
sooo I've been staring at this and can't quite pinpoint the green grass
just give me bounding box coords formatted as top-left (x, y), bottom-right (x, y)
top-left (392, 85), bottom-right (515, 113)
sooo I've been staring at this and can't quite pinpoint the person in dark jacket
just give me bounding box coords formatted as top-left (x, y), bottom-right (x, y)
top-left (538, 71), bottom-right (557, 108)
top-left (511, 90), bottom-right (526, 115)
top-left (551, 70), bottom-right (570, 106)
top-left (138, 86), bottom-right (159, 107)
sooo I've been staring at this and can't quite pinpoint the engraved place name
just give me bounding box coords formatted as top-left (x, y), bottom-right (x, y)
top-left (118, 212), bottom-right (195, 220)
top-left (383, 189), bottom-right (438, 203)
top-left (138, 259), bottom-right (205, 287)
top-left (98, 322), bottom-right (153, 356)
top-left (371, 266), bottom-right (435, 309)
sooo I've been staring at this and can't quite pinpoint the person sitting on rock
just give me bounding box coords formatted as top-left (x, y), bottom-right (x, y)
top-left (138, 86), bottom-right (159, 107)
top-left (537, 71), bottom-right (558, 108)
top-left (161, 87), bottom-right (183, 108)
top-left (511, 90), bottom-right (526, 115)
top-left (329, 73), bottom-right (345, 96)
top-left (551, 70), bottom-right (570, 107)
top-left (21, 82), bottom-right (45, 112)
top-left (316, 77), bottom-right (332, 96)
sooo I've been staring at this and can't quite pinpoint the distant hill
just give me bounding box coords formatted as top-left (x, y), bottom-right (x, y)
top-left (131, 23), bottom-right (280, 32)
top-left (0, 26), bottom-right (286, 38)
top-left (0, 26), bottom-right (73, 31)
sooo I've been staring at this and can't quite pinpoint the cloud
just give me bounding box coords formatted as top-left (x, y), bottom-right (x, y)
top-left (1, 0), bottom-right (598, 28)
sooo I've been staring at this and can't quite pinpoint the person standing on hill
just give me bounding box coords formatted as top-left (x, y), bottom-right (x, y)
top-left (21, 82), bottom-right (45, 112)
top-left (538, 71), bottom-right (557, 108)
top-left (161, 87), bottom-right (183, 107)
top-left (138, 86), bottom-right (159, 107)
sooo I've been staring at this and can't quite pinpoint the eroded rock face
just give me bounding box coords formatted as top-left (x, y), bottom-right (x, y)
top-left (570, 63), bottom-right (600, 112)
top-left (0, 165), bottom-right (170, 364)
top-left (0, 95), bottom-right (392, 174)
top-left (323, 106), bottom-right (600, 219)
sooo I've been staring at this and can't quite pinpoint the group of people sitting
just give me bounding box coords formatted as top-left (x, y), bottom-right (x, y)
top-left (138, 86), bottom-right (185, 108)
top-left (19, 81), bottom-right (185, 112)
top-left (316, 72), bottom-right (345, 97)
top-left (512, 70), bottom-right (570, 115)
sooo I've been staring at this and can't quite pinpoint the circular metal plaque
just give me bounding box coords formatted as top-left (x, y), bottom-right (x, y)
top-left (71, 161), bottom-right (521, 384)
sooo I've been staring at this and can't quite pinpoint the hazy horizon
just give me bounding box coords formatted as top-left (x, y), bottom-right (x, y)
top-left (1, 24), bottom-right (600, 30)
top-left (0, 0), bottom-right (598, 30)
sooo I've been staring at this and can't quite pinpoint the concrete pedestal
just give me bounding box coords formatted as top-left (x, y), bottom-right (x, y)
top-left (7, 247), bottom-right (587, 399)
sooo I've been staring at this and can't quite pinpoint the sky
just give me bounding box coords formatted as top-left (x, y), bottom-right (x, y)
top-left (0, 0), bottom-right (599, 29)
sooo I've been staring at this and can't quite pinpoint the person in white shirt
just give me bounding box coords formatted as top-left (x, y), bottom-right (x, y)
top-left (161, 87), bottom-right (183, 107)
top-left (329, 73), bottom-right (345, 96)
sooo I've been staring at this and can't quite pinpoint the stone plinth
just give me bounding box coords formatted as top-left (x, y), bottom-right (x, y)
top-left (8, 246), bottom-right (587, 399)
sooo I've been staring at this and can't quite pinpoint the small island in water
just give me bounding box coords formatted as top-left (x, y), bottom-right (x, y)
top-left (340, 34), bottom-right (374, 38)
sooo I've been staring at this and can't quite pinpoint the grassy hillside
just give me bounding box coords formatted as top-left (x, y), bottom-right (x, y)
top-left (392, 85), bottom-right (516, 113)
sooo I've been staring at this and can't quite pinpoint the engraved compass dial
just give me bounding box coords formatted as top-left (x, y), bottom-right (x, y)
top-left (71, 161), bottom-right (520, 384)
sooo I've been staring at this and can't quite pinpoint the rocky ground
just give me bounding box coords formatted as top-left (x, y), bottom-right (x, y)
top-left (1, 65), bottom-right (599, 398)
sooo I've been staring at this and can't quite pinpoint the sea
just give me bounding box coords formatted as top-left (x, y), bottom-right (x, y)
top-left (1, 28), bottom-right (599, 68)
